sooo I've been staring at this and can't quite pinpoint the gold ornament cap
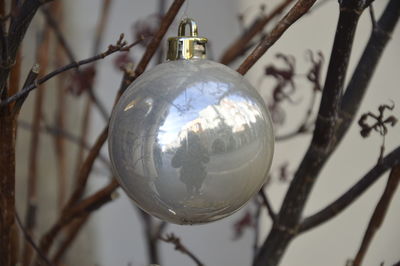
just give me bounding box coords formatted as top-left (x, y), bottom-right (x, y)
top-left (167, 18), bottom-right (208, 61)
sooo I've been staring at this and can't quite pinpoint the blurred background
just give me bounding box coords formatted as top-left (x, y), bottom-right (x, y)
top-left (15, 0), bottom-right (400, 265)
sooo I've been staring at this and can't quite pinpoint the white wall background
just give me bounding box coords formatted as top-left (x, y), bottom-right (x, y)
top-left (63, 0), bottom-right (400, 265)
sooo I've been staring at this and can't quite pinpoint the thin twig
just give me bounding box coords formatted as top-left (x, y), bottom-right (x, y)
top-left (220, 0), bottom-right (295, 65)
top-left (237, 0), bottom-right (317, 75)
top-left (41, 6), bottom-right (75, 63)
top-left (42, 4), bottom-right (110, 122)
top-left (51, 215), bottom-right (89, 264)
top-left (134, 0), bottom-right (186, 78)
top-left (22, 21), bottom-right (52, 266)
top-left (160, 233), bottom-right (205, 266)
top-left (259, 188), bottom-right (276, 223)
top-left (369, 4), bottom-right (377, 29)
top-left (17, 120), bottom-right (110, 168)
top-left (253, 200), bottom-right (262, 257)
top-left (36, 180), bottom-right (119, 261)
top-left (12, 64), bottom-right (40, 115)
top-left (52, 1), bottom-right (68, 210)
top-left (136, 208), bottom-right (161, 265)
top-left (299, 146), bottom-right (400, 233)
top-left (73, 0), bottom-right (113, 187)
top-left (352, 165), bottom-right (400, 266)
top-left (65, 126), bottom-right (109, 208)
top-left (0, 36), bottom-right (143, 107)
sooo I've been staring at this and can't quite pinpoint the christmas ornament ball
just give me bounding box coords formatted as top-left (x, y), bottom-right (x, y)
top-left (108, 19), bottom-right (274, 225)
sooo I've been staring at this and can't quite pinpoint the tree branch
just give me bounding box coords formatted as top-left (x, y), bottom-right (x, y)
top-left (253, 1), bottom-right (368, 265)
top-left (133, 0), bottom-right (185, 78)
top-left (259, 188), bottom-right (276, 223)
top-left (237, 0), bottom-right (316, 75)
top-left (160, 233), bottom-right (205, 266)
top-left (17, 119), bottom-right (110, 168)
top-left (34, 1), bottom-right (186, 259)
top-left (353, 164), bottom-right (400, 266)
top-left (36, 179), bottom-right (119, 261)
top-left (299, 146), bottom-right (400, 233)
top-left (338, 0), bottom-right (400, 142)
top-left (220, 0), bottom-right (295, 65)
top-left (0, 0), bottom-right (53, 94)
top-left (0, 35), bottom-right (142, 107)
top-left (22, 21), bottom-right (52, 266)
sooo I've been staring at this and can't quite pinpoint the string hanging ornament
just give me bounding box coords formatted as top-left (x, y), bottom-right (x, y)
top-left (108, 18), bottom-right (274, 224)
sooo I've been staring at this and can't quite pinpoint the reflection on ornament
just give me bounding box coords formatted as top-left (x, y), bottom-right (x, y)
top-left (108, 18), bottom-right (274, 224)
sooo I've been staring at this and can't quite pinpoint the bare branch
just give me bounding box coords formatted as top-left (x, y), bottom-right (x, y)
top-left (160, 233), bottom-right (205, 266)
top-left (338, 0), bottom-right (400, 144)
top-left (0, 36), bottom-right (143, 107)
top-left (259, 188), bottom-right (276, 223)
top-left (36, 180), bottom-right (119, 260)
top-left (220, 0), bottom-right (295, 65)
top-left (0, 0), bottom-right (53, 95)
top-left (65, 126), bottom-right (109, 208)
top-left (51, 215), bottom-right (89, 264)
top-left (299, 146), bottom-right (400, 233)
top-left (34, 1), bottom-right (186, 259)
top-left (134, 0), bottom-right (186, 78)
top-left (12, 63), bottom-right (40, 115)
top-left (237, 0), bottom-right (317, 75)
top-left (253, 1), bottom-right (368, 265)
top-left (353, 165), bottom-right (400, 266)
top-left (17, 120), bottom-right (110, 168)
top-left (22, 21), bottom-right (52, 265)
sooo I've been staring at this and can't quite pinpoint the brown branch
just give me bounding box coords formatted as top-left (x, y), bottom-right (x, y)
top-left (42, 4), bottom-right (110, 122)
top-left (353, 165), bottom-right (400, 266)
top-left (17, 120), bottom-right (110, 168)
top-left (0, 110), bottom-right (17, 266)
top-left (237, 0), bottom-right (316, 75)
top-left (33, 124), bottom-right (110, 263)
top-left (52, 1), bottom-right (68, 210)
top-left (299, 146), bottom-right (400, 233)
top-left (41, 6), bottom-right (75, 64)
top-left (220, 0), bottom-right (295, 65)
top-left (65, 125), bottom-right (109, 208)
top-left (36, 179), bottom-right (119, 262)
top-left (160, 233), bottom-right (205, 266)
top-left (22, 20), bottom-right (52, 266)
top-left (0, 35), bottom-right (143, 107)
top-left (51, 215), bottom-right (89, 264)
top-left (12, 64), bottom-right (40, 115)
top-left (8, 48), bottom-right (21, 98)
top-left (34, 1), bottom-right (186, 260)
top-left (133, 0), bottom-right (185, 78)
top-left (72, 0), bottom-right (113, 204)
top-left (0, 0), bottom-right (53, 95)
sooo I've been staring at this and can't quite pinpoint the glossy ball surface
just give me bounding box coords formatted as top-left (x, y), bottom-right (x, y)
top-left (108, 59), bottom-right (274, 224)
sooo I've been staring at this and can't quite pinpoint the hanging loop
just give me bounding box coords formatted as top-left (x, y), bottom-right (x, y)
top-left (178, 18), bottom-right (198, 37)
